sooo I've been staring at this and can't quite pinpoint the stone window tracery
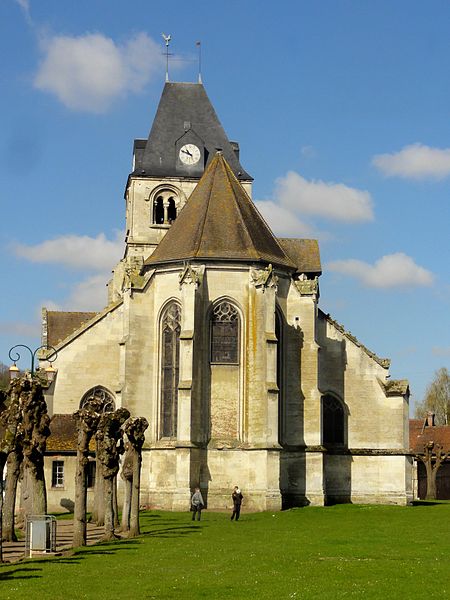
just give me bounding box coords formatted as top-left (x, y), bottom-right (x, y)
top-left (160, 302), bottom-right (181, 438)
top-left (80, 386), bottom-right (115, 413)
top-left (210, 301), bottom-right (239, 364)
top-left (322, 394), bottom-right (345, 445)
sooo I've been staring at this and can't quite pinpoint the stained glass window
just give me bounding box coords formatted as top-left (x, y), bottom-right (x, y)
top-left (211, 301), bottom-right (239, 364)
top-left (160, 302), bottom-right (181, 438)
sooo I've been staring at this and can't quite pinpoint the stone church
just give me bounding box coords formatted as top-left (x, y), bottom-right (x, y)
top-left (42, 81), bottom-right (412, 512)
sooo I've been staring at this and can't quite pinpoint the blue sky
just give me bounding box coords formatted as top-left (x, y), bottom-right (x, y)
top-left (1, 0), bottom-right (449, 412)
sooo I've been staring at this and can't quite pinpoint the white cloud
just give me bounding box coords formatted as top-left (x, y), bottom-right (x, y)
top-left (34, 32), bottom-right (163, 112)
top-left (372, 143), bottom-right (450, 180)
top-left (327, 252), bottom-right (434, 289)
top-left (274, 171), bottom-right (374, 222)
top-left (255, 200), bottom-right (316, 238)
top-left (63, 274), bottom-right (109, 311)
top-left (0, 319), bottom-right (40, 338)
top-left (13, 231), bottom-right (124, 272)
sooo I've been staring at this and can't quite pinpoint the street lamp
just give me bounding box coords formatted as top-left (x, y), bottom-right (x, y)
top-left (8, 344), bottom-right (58, 382)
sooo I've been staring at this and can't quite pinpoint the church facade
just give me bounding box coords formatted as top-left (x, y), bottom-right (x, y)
top-left (42, 82), bottom-right (412, 512)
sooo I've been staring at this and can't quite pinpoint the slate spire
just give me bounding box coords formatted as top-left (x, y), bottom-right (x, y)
top-left (132, 82), bottom-right (252, 181)
top-left (144, 153), bottom-right (295, 270)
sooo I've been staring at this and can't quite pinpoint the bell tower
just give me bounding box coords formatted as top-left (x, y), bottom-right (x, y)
top-left (106, 82), bottom-right (253, 301)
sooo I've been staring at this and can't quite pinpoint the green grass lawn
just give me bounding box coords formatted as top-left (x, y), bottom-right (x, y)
top-left (1, 502), bottom-right (450, 599)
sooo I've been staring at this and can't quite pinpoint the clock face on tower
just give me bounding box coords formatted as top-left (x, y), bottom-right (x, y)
top-left (179, 143), bottom-right (201, 165)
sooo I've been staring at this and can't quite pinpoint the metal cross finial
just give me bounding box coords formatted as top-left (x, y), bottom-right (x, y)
top-left (196, 41), bottom-right (202, 84)
top-left (162, 33), bottom-right (171, 82)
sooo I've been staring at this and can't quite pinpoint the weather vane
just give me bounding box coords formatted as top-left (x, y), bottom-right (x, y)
top-left (162, 33), bottom-right (171, 82)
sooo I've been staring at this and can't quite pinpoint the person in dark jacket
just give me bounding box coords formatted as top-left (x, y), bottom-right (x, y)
top-left (191, 487), bottom-right (204, 521)
top-left (231, 486), bottom-right (243, 521)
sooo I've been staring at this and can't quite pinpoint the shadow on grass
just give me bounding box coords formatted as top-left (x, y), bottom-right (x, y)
top-left (0, 566), bottom-right (42, 581)
top-left (143, 523), bottom-right (206, 539)
top-left (412, 500), bottom-right (447, 506)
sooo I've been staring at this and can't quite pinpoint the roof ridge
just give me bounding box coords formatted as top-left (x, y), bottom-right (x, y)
top-left (220, 156), bottom-right (257, 256)
top-left (194, 155), bottom-right (221, 256)
top-left (224, 160), bottom-right (293, 265)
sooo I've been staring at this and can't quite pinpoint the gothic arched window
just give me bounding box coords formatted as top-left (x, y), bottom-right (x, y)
top-left (160, 302), bottom-right (181, 438)
top-left (80, 386), bottom-right (115, 413)
top-left (322, 394), bottom-right (345, 445)
top-left (210, 301), bottom-right (239, 364)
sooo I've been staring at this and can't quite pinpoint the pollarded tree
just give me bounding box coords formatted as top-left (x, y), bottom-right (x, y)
top-left (121, 417), bottom-right (149, 537)
top-left (2, 447), bottom-right (23, 542)
top-left (415, 441), bottom-right (450, 500)
top-left (20, 377), bottom-right (51, 516)
top-left (120, 442), bottom-right (133, 534)
top-left (415, 367), bottom-right (450, 425)
top-left (72, 404), bottom-right (102, 547)
top-left (0, 382), bottom-right (22, 560)
top-left (96, 408), bottom-right (130, 542)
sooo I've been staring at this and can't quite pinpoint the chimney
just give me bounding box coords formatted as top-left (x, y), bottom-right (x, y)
top-left (426, 411), bottom-right (435, 427)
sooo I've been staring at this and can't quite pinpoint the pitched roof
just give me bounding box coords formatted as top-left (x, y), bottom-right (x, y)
top-left (44, 310), bottom-right (98, 348)
top-left (144, 153), bottom-right (295, 270)
top-left (409, 418), bottom-right (450, 453)
top-left (277, 238), bottom-right (321, 275)
top-left (47, 414), bottom-right (96, 452)
top-left (132, 82), bottom-right (252, 181)
top-left (47, 414), bottom-right (77, 452)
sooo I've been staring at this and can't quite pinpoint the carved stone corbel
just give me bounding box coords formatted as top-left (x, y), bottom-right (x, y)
top-left (294, 275), bottom-right (319, 297)
top-left (250, 263), bottom-right (278, 292)
top-left (178, 262), bottom-right (205, 289)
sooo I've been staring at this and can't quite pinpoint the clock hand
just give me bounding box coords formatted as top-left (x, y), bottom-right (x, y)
top-left (182, 148), bottom-right (193, 157)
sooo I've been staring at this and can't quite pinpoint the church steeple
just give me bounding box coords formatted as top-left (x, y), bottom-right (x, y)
top-left (112, 82), bottom-right (255, 303)
top-left (131, 82), bottom-right (252, 182)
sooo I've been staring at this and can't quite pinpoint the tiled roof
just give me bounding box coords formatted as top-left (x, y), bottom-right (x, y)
top-left (277, 238), bottom-right (321, 275)
top-left (409, 418), bottom-right (450, 453)
top-left (46, 414), bottom-right (96, 453)
top-left (47, 414), bottom-right (77, 452)
top-left (144, 153), bottom-right (295, 270)
top-left (44, 310), bottom-right (97, 348)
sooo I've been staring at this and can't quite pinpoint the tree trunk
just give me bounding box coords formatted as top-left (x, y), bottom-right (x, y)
top-left (93, 448), bottom-right (105, 526)
top-left (425, 458), bottom-right (436, 499)
top-left (0, 454), bottom-right (6, 563)
top-left (129, 448), bottom-right (142, 537)
top-left (112, 475), bottom-right (119, 529)
top-left (73, 460), bottom-right (87, 547)
top-left (428, 467), bottom-right (438, 500)
top-left (73, 431), bottom-right (89, 547)
top-left (20, 379), bottom-right (50, 518)
top-left (101, 477), bottom-right (118, 542)
top-left (2, 450), bottom-right (22, 542)
top-left (27, 463), bottom-right (47, 515)
top-left (95, 408), bottom-right (130, 541)
top-left (121, 478), bottom-right (132, 533)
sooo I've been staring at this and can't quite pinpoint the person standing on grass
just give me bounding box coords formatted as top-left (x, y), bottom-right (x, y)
top-left (191, 487), bottom-right (204, 521)
top-left (231, 486), bottom-right (243, 521)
